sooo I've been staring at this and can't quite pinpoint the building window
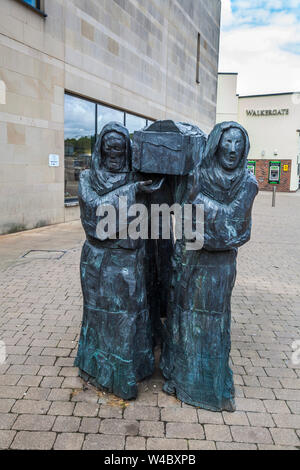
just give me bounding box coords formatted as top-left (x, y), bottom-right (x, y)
top-left (64, 95), bottom-right (96, 202)
top-left (196, 33), bottom-right (201, 84)
top-left (15, 0), bottom-right (47, 16)
top-left (23, 0), bottom-right (39, 7)
top-left (125, 113), bottom-right (147, 139)
top-left (97, 104), bottom-right (124, 135)
top-left (64, 93), bottom-right (154, 203)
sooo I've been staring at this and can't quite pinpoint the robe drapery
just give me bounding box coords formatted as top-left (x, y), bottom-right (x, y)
top-left (160, 122), bottom-right (258, 412)
top-left (74, 122), bottom-right (154, 400)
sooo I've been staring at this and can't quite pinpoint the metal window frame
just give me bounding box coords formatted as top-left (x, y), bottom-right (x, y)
top-left (14, 0), bottom-right (47, 17)
top-left (196, 33), bottom-right (201, 84)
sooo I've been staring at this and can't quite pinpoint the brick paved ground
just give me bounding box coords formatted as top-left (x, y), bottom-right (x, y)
top-left (0, 192), bottom-right (299, 450)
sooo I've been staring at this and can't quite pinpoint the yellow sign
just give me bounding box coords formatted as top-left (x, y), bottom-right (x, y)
top-left (283, 165), bottom-right (289, 172)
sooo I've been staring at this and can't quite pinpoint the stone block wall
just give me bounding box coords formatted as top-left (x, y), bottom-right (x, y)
top-left (0, 0), bottom-right (221, 234)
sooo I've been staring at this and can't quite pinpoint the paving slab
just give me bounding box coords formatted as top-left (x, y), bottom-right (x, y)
top-left (0, 192), bottom-right (300, 449)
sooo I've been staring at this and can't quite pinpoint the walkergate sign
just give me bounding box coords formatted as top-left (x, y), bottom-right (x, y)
top-left (246, 109), bottom-right (289, 117)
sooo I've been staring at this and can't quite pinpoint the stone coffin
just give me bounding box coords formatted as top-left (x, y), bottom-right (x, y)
top-left (132, 120), bottom-right (207, 175)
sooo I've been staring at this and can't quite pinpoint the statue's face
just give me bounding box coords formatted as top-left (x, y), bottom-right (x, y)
top-left (102, 132), bottom-right (126, 172)
top-left (218, 128), bottom-right (245, 171)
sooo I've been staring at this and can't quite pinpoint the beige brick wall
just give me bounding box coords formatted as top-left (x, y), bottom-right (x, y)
top-left (0, 0), bottom-right (221, 234)
top-left (0, 0), bottom-right (65, 234)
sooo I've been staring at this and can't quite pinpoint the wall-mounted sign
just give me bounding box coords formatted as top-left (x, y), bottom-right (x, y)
top-left (247, 160), bottom-right (256, 175)
top-left (268, 161), bottom-right (281, 185)
top-left (283, 165), bottom-right (289, 172)
top-left (49, 154), bottom-right (60, 167)
top-left (246, 109), bottom-right (289, 117)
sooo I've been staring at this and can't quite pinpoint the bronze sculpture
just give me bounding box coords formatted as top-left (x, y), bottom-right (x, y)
top-left (75, 120), bottom-right (258, 411)
top-left (160, 122), bottom-right (258, 411)
top-left (75, 122), bottom-right (162, 400)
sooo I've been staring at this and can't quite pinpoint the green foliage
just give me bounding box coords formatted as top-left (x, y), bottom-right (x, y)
top-left (65, 135), bottom-right (96, 157)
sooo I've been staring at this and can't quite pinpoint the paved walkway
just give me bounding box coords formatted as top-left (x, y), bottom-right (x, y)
top-left (0, 192), bottom-right (299, 450)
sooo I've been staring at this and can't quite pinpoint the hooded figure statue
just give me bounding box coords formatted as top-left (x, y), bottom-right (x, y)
top-left (75, 122), bottom-right (160, 400)
top-left (160, 122), bottom-right (258, 412)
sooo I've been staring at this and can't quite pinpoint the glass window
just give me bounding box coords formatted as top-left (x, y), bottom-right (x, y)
top-left (64, 94), bottom-right (96, 202)
top-left (97, 104), bottom-right (124, 135)
top-left (23, 0), bottom-right (39, 8)
top-left (126, 113), bottom-right (147, 139)
top-left (64, 92), bottom-right (154, 202)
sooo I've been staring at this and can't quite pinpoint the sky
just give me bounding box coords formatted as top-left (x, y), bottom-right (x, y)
top-left (219, 0), bottom-right (300, 95)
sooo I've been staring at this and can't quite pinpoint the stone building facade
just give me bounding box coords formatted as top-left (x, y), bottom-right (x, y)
top-left (0, 0), bottom-right (221, 234)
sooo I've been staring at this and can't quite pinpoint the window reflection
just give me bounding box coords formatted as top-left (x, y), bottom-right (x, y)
top-left (64, 94), bottom-right (96, 201)
top-left (97, 104), bottom-right (124, 134)
top-left (126, 113), bottom-right (147, 139)
top-left (23, 0), bottom-right (38, 7)
top-left (64, 93), bottom-right (154, 202)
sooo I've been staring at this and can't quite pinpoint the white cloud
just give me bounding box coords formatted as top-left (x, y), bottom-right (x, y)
top-left (219, 0), bottom-right (300, 94)
top-left (220, 0), bottom-right (234, 27)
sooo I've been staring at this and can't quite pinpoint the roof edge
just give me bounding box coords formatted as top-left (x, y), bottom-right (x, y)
top-left (239, 92), bottom-right (299, 98)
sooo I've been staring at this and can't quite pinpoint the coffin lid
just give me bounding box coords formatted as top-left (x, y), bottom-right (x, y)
top-left (144, 120), bottom-right (205, 137)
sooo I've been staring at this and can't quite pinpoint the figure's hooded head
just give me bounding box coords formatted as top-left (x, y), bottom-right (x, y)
top-left (198, 121), bottom-right (250, 203)
top-left (90, 122), bottom-right (132, 195)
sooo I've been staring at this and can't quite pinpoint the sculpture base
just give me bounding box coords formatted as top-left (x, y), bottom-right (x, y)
top-left (162, 381), bottom-right (236, 413)
top-left (78, 369), bottom-right (111, 395)
top-left (76, 364), bottom-right (154, 402)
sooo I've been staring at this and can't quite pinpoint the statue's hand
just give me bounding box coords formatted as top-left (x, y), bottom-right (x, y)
top-left (136, 178), bottom-right (164, 194)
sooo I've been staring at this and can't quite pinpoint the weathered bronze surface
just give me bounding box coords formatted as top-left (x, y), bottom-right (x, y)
top-left (160, 122), bottom-right (258, 411)
top-left (75, 122), bottom-right (159, 399)
top-left (75, 120), bottom-right (258, 410)
top-left (132, 120), bottom-right (207, 175)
